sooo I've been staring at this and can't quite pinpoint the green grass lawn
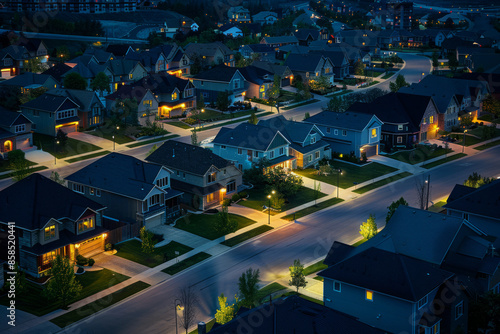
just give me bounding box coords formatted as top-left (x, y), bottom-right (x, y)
top-left (303, 259), bottom-right (327, 276)
top-left (294, 162), bottom-right (397, 189)
top-left (125, 134), bottom-right (179, 148)
top-left (282, 198), bottom-right (344, 221)
top-left (387, 146), bottom-right (453, 165)
top-left (162, 252), bottom-right (211, 275)
top-left (326, 89), bottom-right (352, 98)
top-left (197, 112), bottom-right (274, 131)
top-left (475, 139), bottom-right (500, 151)
top-left (50, 281), bottom-right (150, 328)
top-left (33, 133), bottom-right (102, 159)
top-left (0, 158), bottom-right (36, 172)
top-left (282, 291), bottom-right (323, 305)
top-left (189, 319), bottom-right (216, 334)
top-left (0, 165), bottom-right (48, 180)
top-left (352, 238), bottom-right (367, 247)
top-left (166, 121), bottom-right (192, 129)
top-left (456, 127), bottom-right (500, 146)
top-left (192, 108), bottom-right (256, 122)
top-left (94, 126), bottom-right (135, 144)
top-left (381, 72), bottom-right (395, 79)
top-left (65, 151), bottom-right (110, 163)
top-left (0, 269), bottom-right (129, 316)
top-left (282, 99), bottom-right (319, 110)
top-left (175, 213), bottom-right (256, 240)
top-left (256, 282), bottom-right (290, 303)
top-left (422, 153), bottom-right (467, 169)
top-left (428, 200), bottom-right (447, 213)
top-left (221, 225), bottom-right (274, 247)
top-left (353, 171), bottom-right (413, 194)
top-left (239, 186), bottom-right (328, 213)
top-left (115, 240), bottom-right (193, 267)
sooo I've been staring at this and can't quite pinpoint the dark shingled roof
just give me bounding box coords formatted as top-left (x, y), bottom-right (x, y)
top-left (0, 173), bottom-right (104, 231)
top-left (444, 180), bottom-right (500, 220)
top-left (213, 123), bottom-right (288, 151)
top-left (244, 44), bottom-right (275, 53)
top-left (284, 53), bottom-right (324, 72)
top-left (319, 247), bottom-right (454, 302)
top-left (42, 63), bottom-right (73, 82)
top-left (293, 28), bottom-right (320, 41)
top-left (237, 65), bottom-right (273, 85)
top-left (146, 141), bottom-right (232, 176)
top-left (304, 110), bottom-right (377, 131)
top-left (192, 64), bottom-right (240, 82)
top-left (0, 107), bottom-right (32, 128)
top-left (106, 44), bottom-right (135, 57)
top-left (0, 72), bottom-right (58, 88)
top-left (21, 94), bottom-right (79, 113)
top-left (446, 184), bottom-right (476, 203)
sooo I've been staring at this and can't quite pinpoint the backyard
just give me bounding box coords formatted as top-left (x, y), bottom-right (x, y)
top-left (238, 186), bottom-right (328, 214)
top-left (33, 133), bottom-right (102, 159)
top-left (174, 213), bottom-right (257, 240)
top-left (294, 162), bottom-right (397, 189)
top-left (386, 145), bottom-right (453, 165)
top-left (114, 240), bottom-right (193, 267)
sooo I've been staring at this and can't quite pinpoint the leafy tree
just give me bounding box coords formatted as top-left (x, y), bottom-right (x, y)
top-left (464, 172), bottom-right (494, 188)
top-left (482, 94), bottom-right (500, 118)
top-left (196, 93), bottom-right (205, 110)
top-left (304, 112), bottom-right (310, 120)
top-left (264, 167), bottom-right (303, 198)
top-left (469, 292), bottom-right (500, 333)
top-left (243, 158), bottom-right (271, 185)
top-left (19, 86), bottom-right (48, 105)
top-left (248, 111), bottom-right (258, 125)
top-left (270, 192), bottom-right (285, 211)
top-left (213, 205), bottom-right (238, 235)
top-left (139, 226), bottom-right (155, 254)
top-left (389, 74), bottom-right (409, 92)
top-left (325, 96), bottom-right (347, 112)
top-left (354, 59), bottom-right (365, 77)
top-left (44, 255), bottom-right (82, 308)
top-left (266, 74), bottom-right (281, 101)
top-left (190, 54), bottom-right (203, 75)
top-left (64, 72), bottom-right (87, 90)
top-left (90, 72), bottom-right (111, 94)
top-left (25, 57), bottom-right (45, 73)
top-left (191, 128), bottom-right (198, 146)
top-left (289, 259), bottom-right (307, 293)
top-left (50, 171), bottom-right (65, 185)
top-left (431, 51), bottom-right (439, 68)
top-left (113, 98), bottom-right (138, 126)
top-left (482, 124), bottom-right (497, 140)
top-left (460, 114), bottom-right (473, 127)
top-left (9, 150), bottom-right (31, 182)
top-left (359, 214), bottom-right (377, 240)
top-left (178, 286), bottom-right (199, 334)
top-left (309, 75), bottom-right (331, 94)
top-left (216, 91), bottom-right (230, 111)
top-left (0, 86), bottom-right (21, 110)
top-left (313, 181), bottom-right (322, 206)
top-left (56, 129), bottom-right (68, 147)
top-left (215, 293), bottom-right (236, 325)
top-left (238, 268), bottom-right (260, 308)
top-left (448, 52), bottom-right (459, 72)
top-left (386, 197), bottom-right (408, 223)
top-left (147, 144), bottom-right (158, 157)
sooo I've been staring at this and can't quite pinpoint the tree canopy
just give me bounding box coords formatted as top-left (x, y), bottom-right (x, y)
top-left (64, 72), bottom-right (87, 90)
top-left (360, 214), bottom-right (378, 240)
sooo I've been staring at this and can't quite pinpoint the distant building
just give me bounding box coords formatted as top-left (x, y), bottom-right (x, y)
top-left (227, 6), bottom-right (251, 24)
top-left (4, 0), bottom-right (136, 13)
top-left (386, 1), bottom-right (413, 31)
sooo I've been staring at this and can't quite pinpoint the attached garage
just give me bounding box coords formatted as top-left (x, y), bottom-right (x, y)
top-left (145, 212), bottom-right (165, 229)
top-left (15, 135), bottom-right (31, 150)
top-left (362, 144), bottom-right (378, 157)
top-left (58, 124), bottom-right (77, 134)
top-left (77, 235), bottom-right (104, 258)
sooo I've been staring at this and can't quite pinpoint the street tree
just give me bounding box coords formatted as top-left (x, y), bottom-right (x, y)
top-left (448, 53), bottom-right (459, 72)
top-left (464, 172), bottom-right (494, 188)
top-left (44, 255), bottom-right (82, 308)
top-left (289, 259), bottom-right (307, 293)
top-left (216, 91), bottom-right (230, 111)
top-left (431, 51), bottom-right (439, 68)
top-left (266, 75), bottom-right (281, 101)
top-left (238, 268), bottom-right (260, 308)
top-left (139, 226), bottom-right (155, 254)
top-left (359, 214), bottom-right (377, 240)
top-left (191, 128), bottom-right (198, 146)
top-left (270, 192), bottom-right (285, 211)
top-left (264, 167), bottom-right (303, 198)
top-left (25, 57), bottom-right (45, 73)
top-left (389, 74), bottom-right (409, 92)
top-left (63, 72), bottom-right (87, 90)
top-left (354, 59), bottom-right (365, 77)
top-left (386, 197), bottom-right (408, 224)
top-left (415, 177), bottom-right (429, 210)
top-left (50, 171), bottom-right (65, 185)
top-left (325, 96), bottom-right (347, 112)
top-left (248, 110), bottom-right (258, 124)
top-left (213, 205), bottom-right (238, 235)
top-left (178, 286), bottom-right (199, 334)
top-left (215, 293), bottom-right (236, 325)
top-left (304, 112), bottom-right (310, 120)
top-left (482, 94), bottom-right (500, 118)
top-left (90, 72), bottom-right (111, 94)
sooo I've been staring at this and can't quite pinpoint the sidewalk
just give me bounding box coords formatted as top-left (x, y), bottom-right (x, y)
top-left (369, 155), bottom-right (426, 174)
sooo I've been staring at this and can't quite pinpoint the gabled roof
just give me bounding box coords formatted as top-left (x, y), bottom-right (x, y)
top-left (48, 89), bottom-right (103, 112)
top-left (304, 110), bottom-right (378, 132)
top-left (106, 44), bottom-right (135, 57)
top-left (0, 72), bottom-right (58, 88)
top-left (284, 53), bottom-right (325, 72)
top-left (107, 59), bottom-right (144, 76)
top-left (184, 42), bottom-right (233, 58)
top-left (105, 85), bottom-right (152, 102)
top-left (42, 63), bottom-right (72, 82)
top-left (146, 141), bottom-right (234, 176)
top-left (252, 11), bottom-right (277, 22)
top-left (261, 35), bottom-right (299, 45)
top-left (21, 93), bottom-right (79, 113)
top-left (243, 44), bottom-right (274, 53)
top-left (309, 49), bottom-right (348, 67)
top-left (0, 173), bottom-right (104, 230)
top-left (65, 153), bottom-right (170, 201)
top-left (213, 123), bottom-right (289, 151)
top-left (319, 247), bottom-right (454, 302)
top-left (294, 28), bottom-right (320, 41)
top-left (83, 48), bottom-right (113, 63)
top-left (441, 37), bottom-right (474, 50)
top-left (446, 184), bottom-right (476, 203)
top-left (192, 64), bottom-right (241, 83)
top-left (0, 45), bottom-right (29, 60)
top-left (258, 115), bottom-right (323, 144)
top-left (0, 107), bottom-right (32, 128)
top-left (444, 180), bottom-right (500, 220)
top-left (237, 65), bottom-right (273, 85)
top-left (251, 61), bottom-right (290, 77)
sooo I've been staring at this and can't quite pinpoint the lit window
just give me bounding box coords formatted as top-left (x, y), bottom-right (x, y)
top-left (78, 217), bottom-right (94, 233)
top-left (143, 100), bottom-right (153, 107)
top-left (366, 290), bottom-right (373, 301)
top-left (172, 92), bottom-right (178, 100)
top-left (89, 187), bottom-right (95, 196)
top-left (207, 172), bottom-right (217, 183)
top-left (44, 225), bottom-right (56, 240)
top-left (260, 85), bottom-right (265, 92)
top-left (429, 116), bottom-right (434, 124)
top-left (371, 128), bottom-right (377, 138)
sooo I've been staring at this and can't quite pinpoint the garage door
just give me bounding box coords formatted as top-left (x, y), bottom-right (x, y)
top-left (363, 145), bottom-right (378, 157)
top-left (146, 212), bottom-right (165, 229)
top-left (16, 137), bottom-right (31, 150)
top-left (59, 124), bottom-right (77, 134)
top-left (78, 236), bottom-right (104, 258)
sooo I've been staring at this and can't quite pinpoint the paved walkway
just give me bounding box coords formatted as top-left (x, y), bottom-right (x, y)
top-left (92, 252), bottom-right (150, 278)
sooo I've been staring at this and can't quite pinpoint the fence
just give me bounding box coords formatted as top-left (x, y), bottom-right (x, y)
top-left (103, 218), bottom-right (141, 245)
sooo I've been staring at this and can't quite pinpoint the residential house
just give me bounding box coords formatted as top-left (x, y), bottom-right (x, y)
top-left (260, 35), bottom-right (299, 50)
top-left (284, 53), bottom-right (335, 85)
top-left (0, 174), bottom-right (107, 278)
top-left (160, 17), bottom-right (198, 38)
top-left (335, 30), bottom-right (379, 52)
top-left (106, 44), bottom-right (136, 58)
top-left (294, 28), bottom-right (320, 46)
top-left (191, 64), bottom-right (246, 105)
top-left (82, 48), bottom-right (113, 64)
top-left (292, 13), bottom-right (318, 29)
top-left (17, 38), bottom-right (49, 61)
top-left (239, 44), bottom-right (275, 61)
top-left (212, 122), bottom-right (296, 171)
top-left (259, 115), bottom-right (331, 168)
top-left (0, 45), bottom-right (30, 78)
top-left (4, 0), bottom-right (136, 13)
top-left (125, 43), bottom-right (190, 75)
top-left (41, 63), bottom-right (73, 83)
top-left (227, 6), bottom-right (251, 23)
top-left (252, 11), bottom-right (278, 26)
top-left (107, 58), bottom-right (148, 92)
top-left (349, 92), bottom-right (440, 150)
top-left (304, 110), bottom-right (382, 157)
top-left (251, 61), bottom-right (294, 87)
top-left (0, 72), bottom-right (60, 93)
top-left (219, 24), bottom-right (243, 38)
top-left (146, 141), bottom-right (243, 211)
top-left (105, 85), bottom-right (157, 126)
top-left (49, 89), bottom-right (105, 129)
top-left (207, 295), bottom-right (387, 334)
top-left (237, 65), bottom-right (274, 100)
top-left (65, 153), bottom-right (183, 229)
top-left (441, 37), bottom-right (475, 58)
top-left (0, 107), bottom-right (33, 159)
top-left (309, 49), bottom-right (350, 80)
top-left (457, 47), bottom-right (495, 66)
top-left (184, 42), bottom-right (235, 68)
top-left (375, 29), bottom-right (400, 49)
top-left (63, 55), bottom-right (114, 90)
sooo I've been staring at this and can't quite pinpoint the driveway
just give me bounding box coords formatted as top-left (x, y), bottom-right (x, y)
top-left (67, 132), bottom-right (113, 151)
top-left (92, 252), bottom-right (149, 277)
top-left (25, 150), bottom-right (56, 165)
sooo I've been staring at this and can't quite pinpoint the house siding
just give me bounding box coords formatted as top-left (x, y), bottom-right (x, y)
top-left (21, 108), bottom-right (56, 136)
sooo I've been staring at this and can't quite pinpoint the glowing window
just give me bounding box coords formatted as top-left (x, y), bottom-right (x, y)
top-left (371, 128), bottom-right (377, 138)
top-left (366, 290), bottom-right (373, 301)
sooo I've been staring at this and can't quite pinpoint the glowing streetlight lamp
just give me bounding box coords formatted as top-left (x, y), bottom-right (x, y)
top-left (174, 299), bottom-right (183, 334)
top-left (267, 190), bottom-right (275, 225)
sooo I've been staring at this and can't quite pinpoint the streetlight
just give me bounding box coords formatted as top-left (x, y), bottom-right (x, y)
top-left (54, 140), bottom-right (59, 165)
top-left (421, 72), bottom-right (425, 82)
top-left (335, 168), bottom-right (342, 198)
top-left (462, 129), bottom-right (467, 153)
top-left (425, 175), bottom-right (430, 210)
top-left (174, 298), bottom-right (183, 334)
top-left (267, 190), bottom-right (275, 225)
top-left (275, 102), bottom-right (280, 114)
top-left (112, 135), bottom-right (115, 150)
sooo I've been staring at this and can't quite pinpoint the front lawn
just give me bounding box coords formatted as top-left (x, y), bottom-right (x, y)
top-left (33, 133), bottom-right (102, 159)
top-left (167, 121), bottom-right (192, 129)
top-left (352, 171), bottom-right (412, 194)
top-left (239, 186), bottom-right (328, 213)
top-left (282, 198), bottom-right (344, 221)
top-left (303, 259), bottom-right (327, 276)
top-left (162, 252), bottom-right (211, 275)
top-left (282, 99), bottom-right (319, 110)
top-left (456, 126), bottom-right (500, 146)
top-left (115, 240), bottom-right (193, 268)
top-left (125, 134), bottom-right (179, 148)
top-left (387, 145), bottom-right (452, 165)
top-left (294, 162), bottom-right (397, 189)
top-left (0, 158), bottom-right (36, 172)
top-left (422, 153), bottom-right (467, 169)
top-left (428, 200), bottom-right (447, 213)
top-left (191, 108), bottom-right (256, 122)
top-left (475, 139), bottom-right (500, 151)
top-left (0, 268), bottom-right (129, 316)
top-left (381, 72), bottom-right (395, 79)
top-left (174, 213), bottom-right (257, 240)
top-left (91, 123), bottom-right (135, 144)
top-left (65, 151), bottom-right (110, 163)
top-left (221, 225), bottom-right (274, 247)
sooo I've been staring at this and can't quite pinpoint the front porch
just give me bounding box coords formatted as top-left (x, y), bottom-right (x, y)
top-left (268, 155), bottom-right (297, 171)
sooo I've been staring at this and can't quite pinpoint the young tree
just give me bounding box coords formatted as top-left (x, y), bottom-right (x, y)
top-left (325, 96), bottom-right (347, 112)
top-left (289, 259), bottom-right (307, 293)
top-left (309, 75), bottom-right (331, 94)
top-left (266, 74), bottom-right (281, 101)
top-left (25, 57), bottom-right (45, 73)
top-left (196, 93), bottom-right (205, 110)
top-left (178, 286), bottom-right (199, 334)
top-left (139, 226), bottom-right (155, 254)
top-left (264, 167), bottom-right (303, 197)
top-left (389, 74), bottom-right (409, 92)
top-left (304, 112), bottom-right (310, 120)
top-left (50, 171), bottom-right (65, 185)
top-left (386, 197), bottom-right (408, 223)
top-left (213, 205), bottom-right (238, 235)
top-left (56, 129), bottom-right (68, 148)
top-left (460, 114), bottom-right (473, 127)
top-left (354, 59), bottom-right (365, 77)
top-left (359, 214), bottom-right (377, 240)
top-left (190, 54), bottom-right (203, 75)
top-left (216, 91), bottom-right (230, 111)
top-left (63, 72), bottom-right (87, 90)
top-left (415, 177), bottom-right (429, 210)
top-left (313, 180), bottom-right (322, 206)
top-left (270, 192), bottom-right (285, 211)
top-left (238, 268), bottom-right (260, 308)
top-left (248, 111), bottom-right (258, 124)
top-left (448, 52), bottom-right (459, 72)
top-left (113, 98), bottom-right (139, 126)
top-left (215, 293), bottom-right (236, 325)
top-left (8, 150), bottom-right (31, 182)
top-left (191, 128), bottom-right (198, 146)
top-left (90, 72), bottom-right (111, 94)
top-left (464, 172), bottom-right (494, 188)
top-left (44, 255), bottom-right (82, 308)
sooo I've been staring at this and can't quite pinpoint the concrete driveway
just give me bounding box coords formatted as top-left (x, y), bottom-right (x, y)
top-left (92, 252), bottom-right (149, 277)
top-left (67, 132), bottom-right (112, 151)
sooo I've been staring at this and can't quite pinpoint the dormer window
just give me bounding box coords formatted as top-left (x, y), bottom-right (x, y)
top-left (207, 172), bottom-right (217, 183)
top-left (172, 92), bottom-right (178, 100)
top-left (310, 136), bottom-right (316, 144)
top-left (44, 225), bottom-right (55, 241)
top-left (15, 124), bottom-right (25, 133)
top-left (78, 217), bottom-right (94, 233)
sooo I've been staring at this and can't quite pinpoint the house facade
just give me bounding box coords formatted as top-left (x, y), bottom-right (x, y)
top-left (0, 174), bottom-right (107, 278)
top-left (191, 64), bottom-right (246, 105)
top-left (184, 42), bottom-right (235, 68)
top-left (65, 153), bottom-right (183, 230)
top-left (227, 6), bottom-right (251, 23)
top-left (285, 53), bottom-right (335, 85)
top-left (146, 141), bottom-right (243, 211)
top-left (0, 108), bottom-right (33, 159)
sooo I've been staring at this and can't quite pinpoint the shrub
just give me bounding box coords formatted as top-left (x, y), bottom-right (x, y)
top-left (76, 254), bottom-right (88, 266)
top-left (105, 243), bottom-right (113, 251)
top-left (231, 193), bottom-right (240, 202)
top-left (87, 258), bottom-right (95, 267)
top-left (239, 191), bottom-right (248, 198)
top-left (7, 149), bottom-right (25, 162)
top-left (222, 198), bottom-right (232, 207)
top-left (183, 118), bottom-right (197, 125)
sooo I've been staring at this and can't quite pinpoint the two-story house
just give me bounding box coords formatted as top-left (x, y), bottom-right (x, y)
top-left (0, 45), bottom-right (30, 79)
top-left (212, 122), bottom-right (296, 171)
top-left (309, 49), bottom-right (350, 80)
top-left (105, 85), bottom-right (158, 126)
top-left (304, 111), bottom-right (383, 158)
top-left (184, 42), bottom-right (235, 68)
top-left (284, 53), bottom-right (335, 85)
top-left (252, 11), bottom-right (278, 26)
top-left (260, 36), bottom-right (299, 50)
top-left (146, 141), bottom-right (243, 211)
top-left (0, 72), bottom-right (60, 93)
top-left (294, 28), bottom-right (321, 46)
top-left (227, 6), bottom-right (251, 23)
top-left (0, 107), bottom-right (33, 159)
top-left (252, 61), bottom-right (294, 87)
top-left (107, 58), bottom-right (148, 92)
top-left (258, 115), bottom-right (331, 168)
top-left (238, 65), bottom-right (274, 100)
top-left (191, 64), bottom-right (246, 105)
top-left (0, 173), bottom-right (107, 278)
top-left (65, 153), bottom-right (183, 229)
top-left (50, 89), bottom-right (105, 129)
top-left (349, 92), bottom-right (440, 150)
top-left (239, 44), bottom-right (275, 61)
top-left (125, 43), bottom-right (189, 75)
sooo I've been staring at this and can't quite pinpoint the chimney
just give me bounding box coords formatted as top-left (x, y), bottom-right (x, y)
top-left (197, 322), bottom-right (206, 334)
